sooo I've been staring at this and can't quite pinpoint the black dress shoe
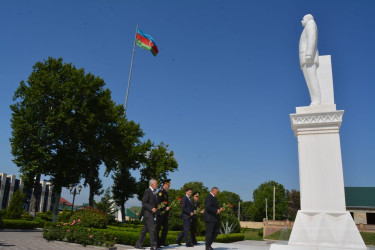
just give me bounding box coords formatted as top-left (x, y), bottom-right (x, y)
top-left (134, 245), bottom-right (144, 249)
top-left (176, 239), bottom-right (182, 246)
top-left (150, 248), bottom-right (157, 250)
top-left (186, 244), bottom-right (194, 247)
top-left (162, 243), bottom-right (169, 246)
top-left (193, 242), bottom-right (198, 245)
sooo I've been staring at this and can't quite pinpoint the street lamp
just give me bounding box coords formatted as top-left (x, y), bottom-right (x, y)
top-left (69, 184), bottom-right (82, 216)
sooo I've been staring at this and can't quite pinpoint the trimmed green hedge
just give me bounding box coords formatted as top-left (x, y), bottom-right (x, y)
top-left (1, 219), bottom-right (40, 229)
top-left (43, 223), bottom-right (244, 247)
top-left (214, 233), bottom-right (245, 243)
top-left (43, 226), bottom-right (115, 247)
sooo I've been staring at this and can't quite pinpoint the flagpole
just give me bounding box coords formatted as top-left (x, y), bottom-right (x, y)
top-left (124, 24), bottom-right (138, 115)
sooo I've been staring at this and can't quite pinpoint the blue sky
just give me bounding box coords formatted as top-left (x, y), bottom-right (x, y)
top-left (1, 0), bottom-right (375, 207)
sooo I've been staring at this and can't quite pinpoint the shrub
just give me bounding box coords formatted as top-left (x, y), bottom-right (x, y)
top-left (43, 226), bottom-right (66, 241)
top-left (21, 212), bottom-right (34, 220)
top-left (57, 208), bottom-right (72, 223)
top-left (36, 212), bottom-right (52, 221)
top-left (1, 219), bottom-right (39, 229)
top-left (5, 190), bottom-right (25, 219)
top-left (214, 233), bottom-right (245, 243)
top-left (43, 225), bottom-right (115, 247)
top-left (69, 207), bottom-right (108, 228)
top-left (169, 217), bottom-right (183, 231)
top-left (220, 215), bottom-right (241, 234)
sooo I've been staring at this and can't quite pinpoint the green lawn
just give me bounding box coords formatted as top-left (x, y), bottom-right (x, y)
top-left (242, 228), bottom-right (263, 241)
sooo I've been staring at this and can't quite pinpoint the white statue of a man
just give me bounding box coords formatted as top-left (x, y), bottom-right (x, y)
top-left (299, 14), bottom-right (321, 105)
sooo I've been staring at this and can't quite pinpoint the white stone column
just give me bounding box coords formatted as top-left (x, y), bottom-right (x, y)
top-left (7, 175), bottom-right (16, 205)
top-left (39, 180), bottom-right (47, 212)
top-left (0, 173), bottom-right (7, 209)
top-left (291, 110), bottom-right (346, 212)
top-left (46, 184), bottom-right (53, 211)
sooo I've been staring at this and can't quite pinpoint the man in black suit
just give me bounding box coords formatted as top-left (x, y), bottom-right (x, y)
top-left (204, 187), bottom-right (224, 250)
top-left (176, 188), bottom-right (195, 247)
top-left (135, 179), bottom-right (158, 250)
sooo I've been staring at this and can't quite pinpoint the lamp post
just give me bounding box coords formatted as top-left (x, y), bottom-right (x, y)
top-left (69, 184), bottom-right (82, 216)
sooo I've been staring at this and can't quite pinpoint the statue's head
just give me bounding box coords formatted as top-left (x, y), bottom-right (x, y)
top-left (301, 14), bottom-right (314, 27)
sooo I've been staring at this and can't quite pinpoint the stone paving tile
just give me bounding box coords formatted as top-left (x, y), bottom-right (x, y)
top-left (0, 231), bottom-right (106, 250)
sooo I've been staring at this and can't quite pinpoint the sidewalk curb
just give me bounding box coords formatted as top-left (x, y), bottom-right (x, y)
top-left (0, 228), bottom-right (43, 232)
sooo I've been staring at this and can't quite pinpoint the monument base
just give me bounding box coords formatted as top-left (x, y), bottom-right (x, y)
top-left (270, 243), bottom-right (369, 250)
top-left (270, 211), bottom-right (366, 250)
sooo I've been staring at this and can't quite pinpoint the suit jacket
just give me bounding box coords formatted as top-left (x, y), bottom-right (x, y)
top-left (181, 195), bottom-right (194, 218)
top-left (299, 19), bottom-right (319, 69)
top-left (204, 194), bottom-right (220, 223)
top-left (142, 187), bottom-right (157, 218)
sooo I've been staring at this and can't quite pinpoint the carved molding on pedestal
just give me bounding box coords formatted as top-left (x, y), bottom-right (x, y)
top-left (290, 111), bottom-right (344, 136)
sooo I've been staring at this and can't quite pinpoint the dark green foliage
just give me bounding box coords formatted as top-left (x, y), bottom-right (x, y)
top-left (57, 208), bottom-right (72, 222)
top-left (36, 211), bottom-right (53, 221)
top-left (69, 207), bottom-right (108, 228)
top-left (5, 190), bottom-right (25, 219)
top-left (137, 142), bottom-right (178, 200)
top-left (95, 188), bottom-right (116, 222)
top-left (168, 216), bottom-right (183, 231)
top-left (287, 189), bottom-right (300, 221)
top-left (1, 219), bottom-right (40, 229)
top-left (21, 212), bottom-right (35, 220)
top-left (43, 224), bottom-right (244, 247)
top-left (217, 191), bottom-right (241, 218)
top-left (213, 233), bottom-right (245, 243)
top-left (252, 180), bottom-right (289, 221)
top-left (220, 215), bottom-right (241, 234)
top-left (43, 225), bottom-right (116, 247)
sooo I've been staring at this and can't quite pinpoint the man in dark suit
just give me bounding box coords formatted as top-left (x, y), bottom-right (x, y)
top-left (204, 187), bottom-right (224, 250)
top-left (176, 188), bottom-right (195, 247)
top-left (135, 179), bottom-right (158, 250)
top-left (191, 191), bottom-right (203, 245)
top-left (156, 179), bottom-right (171, 247)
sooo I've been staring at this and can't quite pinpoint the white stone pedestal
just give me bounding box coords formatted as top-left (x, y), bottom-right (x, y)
top-left (270, 55), bottom-right (366, 249)
top-left (271, 108), bottom-right (366, 250)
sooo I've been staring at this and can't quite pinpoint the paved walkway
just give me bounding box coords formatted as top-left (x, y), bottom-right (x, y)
top-left (0, 230), bottom-right (273, 250)
top-left (0, 231), bottom-right (374, 250)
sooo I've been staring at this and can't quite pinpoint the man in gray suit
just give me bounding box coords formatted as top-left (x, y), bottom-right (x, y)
top-left (299, 14), bottom-right (321, 106)
top-left (135, 179), bottom-right (158, 250)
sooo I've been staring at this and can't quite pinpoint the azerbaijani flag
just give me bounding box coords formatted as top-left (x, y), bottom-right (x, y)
top-left (136, 28), bottom-right (159, 56)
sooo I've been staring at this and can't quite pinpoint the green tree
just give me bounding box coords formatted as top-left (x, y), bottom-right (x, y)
top-left (218, 191), bottom-right (242, 218)
top-left (252, 180), bottom-right (288, 221)
top-left (137, 142), bottom-right (178, 199)
top-left (287, 189), bottom-right (300, 221)
top-left (112, 169), bottom-right (137, 222)
top-left (96, 188), bottom-right (116, 221)
top-left (10, 57), bottom-right (125, 218)
top-left (108, 116), bottom-right (150, 222)
top-left (10, 58), bottom-right (83, 216)
top-left (5, 190), bottom-right (25, 219)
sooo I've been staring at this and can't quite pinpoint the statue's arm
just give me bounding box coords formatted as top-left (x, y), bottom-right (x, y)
top-left (305, 21), bottom-right (317, 58)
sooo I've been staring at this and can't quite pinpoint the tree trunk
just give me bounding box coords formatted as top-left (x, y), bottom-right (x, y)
top-left (121, 201), bottom-right (126, 222)
top-left (89, 181), bottom-right (94, 207)
top-left (29, 174), bottom-right (41, 217)
top-left (52, 188), bottom-right (61, 223)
